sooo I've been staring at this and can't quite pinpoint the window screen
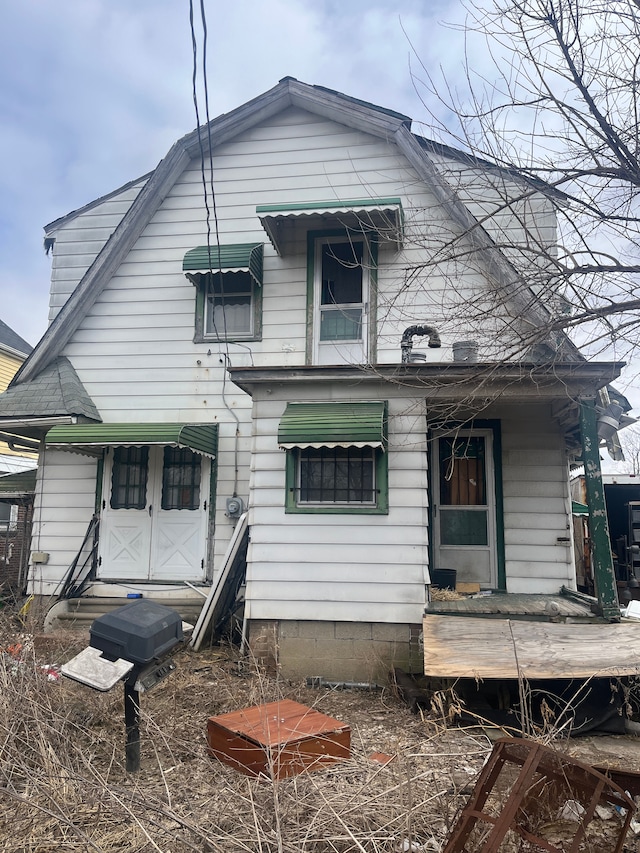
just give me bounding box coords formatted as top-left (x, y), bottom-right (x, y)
top-left (110, 447), bottom-right (149, 510)
top-left (206, 271), bottom-right (253, 337)
top-left (161, 447), bottom-right (201, 510)
top-left (439, 436), bottom-right (486, 506)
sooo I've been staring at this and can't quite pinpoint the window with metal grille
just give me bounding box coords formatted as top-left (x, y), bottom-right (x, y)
top-left (110, 447), bottom-right (149, 510)
top-left (161, 447), bottom-right (201, 510)
top-left (297, 446), bottom-right (376, 504)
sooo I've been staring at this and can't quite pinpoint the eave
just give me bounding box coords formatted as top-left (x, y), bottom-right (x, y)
top-left (228, 362), bottom-right (624, 402)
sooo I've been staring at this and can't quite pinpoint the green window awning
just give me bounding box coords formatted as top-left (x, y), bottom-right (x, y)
top-left (182, 243), bottom-right (263, 285)
top-left (45, 423), bottom-right (218, 458)
top-left (0, 469), bottom-right (37, 497)
top-left (278, 402), bottom-right (387, 450)
top-left (257, 198), bottom-right (404, 256)
top-left (572, 500), bottom-right (589, 515)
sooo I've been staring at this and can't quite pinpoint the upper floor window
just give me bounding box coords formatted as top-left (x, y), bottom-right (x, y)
top-left (183, 243), bottom-right (263, 343)
top-left (310, 233), bottom-right (376, 365)
top-left (319, 239), bottom-right (365, 343)
top-left (205, 271), bottom-right (254, 338)
top-left (0, 503), bottom-right (18, 531)
top-left (256, 199), bottom-right (402, 365)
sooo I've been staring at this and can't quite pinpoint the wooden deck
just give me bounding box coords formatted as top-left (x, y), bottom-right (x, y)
top-left (423, 615), bottom-right (640, 679)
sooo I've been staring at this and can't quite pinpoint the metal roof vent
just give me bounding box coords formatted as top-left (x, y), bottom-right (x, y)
top-left (452, 340), bottom-right (478, 363)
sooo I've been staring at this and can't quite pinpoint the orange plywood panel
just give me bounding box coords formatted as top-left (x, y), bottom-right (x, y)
top-left (207, 699), bottom-right (350, 779)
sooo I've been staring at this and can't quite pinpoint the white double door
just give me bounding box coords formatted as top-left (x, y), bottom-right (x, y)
top-left (98, 446), bottom-right (210, 582)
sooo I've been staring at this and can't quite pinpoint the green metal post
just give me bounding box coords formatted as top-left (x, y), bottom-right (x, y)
top-left (579, 398), bottom-right (620, 621)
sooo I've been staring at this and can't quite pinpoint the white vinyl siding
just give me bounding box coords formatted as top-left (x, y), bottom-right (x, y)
top-left (499, 404), bottom-right (575, 593)
top-left (27, 450), bottom-right (97, 596)
top-left (46, 180), bottom-right (147, 323)
top-left (246, 392), bottom-right (429, 625)
top-left (35, 103), bottom-right (571, 600)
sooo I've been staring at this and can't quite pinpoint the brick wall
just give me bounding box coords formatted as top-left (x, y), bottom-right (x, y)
top-left (0, 501), bottom-right (33, 598)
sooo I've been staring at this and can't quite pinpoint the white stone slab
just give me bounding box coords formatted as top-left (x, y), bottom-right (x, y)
top-left (61, 646), bottom-right (134, 692)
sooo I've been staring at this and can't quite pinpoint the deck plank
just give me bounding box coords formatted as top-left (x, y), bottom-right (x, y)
top-left (423, 616), bottom-right (640, 679)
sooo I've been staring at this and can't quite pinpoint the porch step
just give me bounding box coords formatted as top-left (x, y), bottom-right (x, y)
top-left (44, 595), bottom-right (204, 633)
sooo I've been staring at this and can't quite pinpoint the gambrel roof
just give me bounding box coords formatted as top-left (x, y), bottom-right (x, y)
top-left (13, 77), bottom-right (577, 387)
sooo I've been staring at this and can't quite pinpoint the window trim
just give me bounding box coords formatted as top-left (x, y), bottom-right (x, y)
top-left (285, 444), bottom-right (388, 514)
top-left (305, 228), bottom-right (378, 365)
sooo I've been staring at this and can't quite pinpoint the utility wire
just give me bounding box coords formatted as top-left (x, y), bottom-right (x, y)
top-left (189, 0), bottom-right (240, 498)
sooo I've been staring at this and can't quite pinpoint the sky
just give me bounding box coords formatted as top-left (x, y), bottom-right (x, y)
top-left (0, 0), bottom-right (469, 350)
top-left (1, 0), bottom-right (638, 466)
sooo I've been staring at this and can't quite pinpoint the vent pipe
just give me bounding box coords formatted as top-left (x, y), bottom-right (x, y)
top-left (452, 340), bottom-right (478, 363)
top-left (401, 325), bottom-right (441, 363)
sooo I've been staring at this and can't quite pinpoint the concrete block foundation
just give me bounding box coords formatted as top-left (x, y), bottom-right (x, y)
top-left (247, 620), bottom-right (423, 683)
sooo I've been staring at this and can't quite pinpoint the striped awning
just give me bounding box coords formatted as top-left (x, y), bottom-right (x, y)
top-left (0, 469), bottom-right (37, 497)
top-left (182, 243), bottom-right (263, 285)
top-left (278, 402), bottom-right (387, 450)
top-left (45, 423), bottom-right (218, 458)
top-left (257, 198), bottom-right (404, 255)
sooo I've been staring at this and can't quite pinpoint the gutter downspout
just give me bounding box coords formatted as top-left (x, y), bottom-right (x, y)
top-left (579, 398), bottom-right (620, 621)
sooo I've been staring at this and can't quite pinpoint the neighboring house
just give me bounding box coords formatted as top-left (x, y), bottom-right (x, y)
top-left (571, 472), bottom-right (640, 598)
top-left (0, 318), bottom-right (34, 471)
top-left (0, 79), bottom-right (627, 680)
top-left (0, 320), bottom-right (36, 594)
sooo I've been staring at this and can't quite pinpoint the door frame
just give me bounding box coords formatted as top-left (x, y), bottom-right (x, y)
top-left (97, 445), bottom-right (212, 583)
top-left (428, 419), bottom-right (506, 590)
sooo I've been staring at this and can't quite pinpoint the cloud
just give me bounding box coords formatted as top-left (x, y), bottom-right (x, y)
top-left (0, 0), bottom-right (474, 347)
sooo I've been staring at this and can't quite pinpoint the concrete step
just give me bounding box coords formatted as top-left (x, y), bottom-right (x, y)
top-left (45, 596), bottom-right (204, 632)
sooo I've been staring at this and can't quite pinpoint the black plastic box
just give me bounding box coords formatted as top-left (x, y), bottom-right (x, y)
top-left (90, 600), bottom-right (183, 665)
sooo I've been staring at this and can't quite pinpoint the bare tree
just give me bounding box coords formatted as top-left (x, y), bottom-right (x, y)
top-left (619, 427), bottom-right (640, 475)
top-left (405, 0), bottom-right (640, 367)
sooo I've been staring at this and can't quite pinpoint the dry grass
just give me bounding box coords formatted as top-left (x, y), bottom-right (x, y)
top-left (0, 609), bottom-right (493, 853)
